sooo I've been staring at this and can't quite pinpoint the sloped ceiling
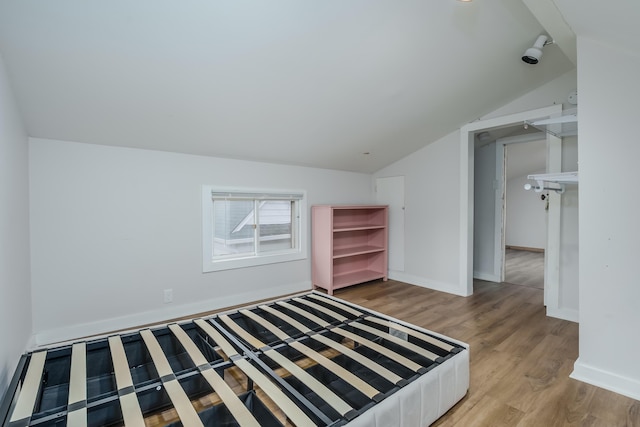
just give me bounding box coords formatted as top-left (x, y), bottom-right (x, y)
top-left (0, 1), bottom-right (574, 173)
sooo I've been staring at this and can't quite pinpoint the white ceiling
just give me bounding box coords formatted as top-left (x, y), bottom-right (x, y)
top-left (0, 1), bottom-right (579, 173)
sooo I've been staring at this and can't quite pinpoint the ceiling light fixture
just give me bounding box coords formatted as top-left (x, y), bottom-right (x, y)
top-left (522, 35), bottom-right (553, 65)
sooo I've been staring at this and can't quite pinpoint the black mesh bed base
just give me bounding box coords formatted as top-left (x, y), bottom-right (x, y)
top-left (0, 291), bottom-right (469, 427)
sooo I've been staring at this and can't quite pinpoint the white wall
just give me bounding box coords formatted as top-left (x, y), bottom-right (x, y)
top-left (29, 139), bottom-right (373, 345)
top-left (0, 53), bottom-right (32, 402)
top-left (374, 69), bottom-right (577, 298)
top-left (571, 37), bottom-right (640, 400)
top-left (505, 171), bottom-right (547, 249)
top-left (373, 133), bottom-right (462, 294)
top-left (559, 136), bottom-right (579, 314)
top-left (473, 142), bottom-right (498, 280)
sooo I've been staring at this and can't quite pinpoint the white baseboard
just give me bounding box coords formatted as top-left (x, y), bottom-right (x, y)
top-left (473, 271), bottom-right (501, 283)
top-left (33, 281), bottom-right (311, 348)
top-left (571, 358), bottom-right (640, 401)
top-left (388, 270), bottom-right (467, 296)
top-left (546, 306), bottom-right (579, 323)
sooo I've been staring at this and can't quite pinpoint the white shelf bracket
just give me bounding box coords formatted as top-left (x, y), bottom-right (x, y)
top-left (524, 171), bottom-right (578, 194)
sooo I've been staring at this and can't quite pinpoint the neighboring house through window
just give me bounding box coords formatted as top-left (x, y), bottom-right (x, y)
top-left (202, 187), bottom-right (306, 272)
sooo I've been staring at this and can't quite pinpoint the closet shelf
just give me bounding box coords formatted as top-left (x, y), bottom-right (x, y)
top-left (525, 171), bottom-right (578, 194)
top-left (525, 107), bottom-right (577, 137)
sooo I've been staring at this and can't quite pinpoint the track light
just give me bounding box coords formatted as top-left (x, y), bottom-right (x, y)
top-left (522, 35), bottom-right (550, 65)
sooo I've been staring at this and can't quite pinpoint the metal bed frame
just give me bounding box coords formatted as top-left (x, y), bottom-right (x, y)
top-left (0, 291), bottom-right (469, 427)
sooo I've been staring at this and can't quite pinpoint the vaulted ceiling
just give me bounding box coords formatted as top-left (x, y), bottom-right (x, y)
top-left (0, 1), bottom-right (579, 173)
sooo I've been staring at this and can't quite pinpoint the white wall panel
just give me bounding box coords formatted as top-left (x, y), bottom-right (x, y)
top-left (29, 139), bottom-right (373, 344)
top-left (571, 37), bottom-right (640, 400)
top-left (0, 52), bottom-right (32, 402)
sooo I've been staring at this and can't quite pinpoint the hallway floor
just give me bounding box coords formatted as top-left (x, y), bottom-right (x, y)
top-left (505, 248), bottom-right (544, 289)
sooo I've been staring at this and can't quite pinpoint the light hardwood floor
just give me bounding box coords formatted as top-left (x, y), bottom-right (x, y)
top-left (505, 248), bottom-right (544, 289)
top-left (333, 279), bottom-right (640, 427)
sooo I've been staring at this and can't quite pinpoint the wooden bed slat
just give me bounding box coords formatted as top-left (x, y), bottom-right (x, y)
top-left (139, 329), bottom-right (204, 427)
top-left (288, 342), bottom-right (379, 399)
top-left (293, 297), bottom-right (348, 322)
top-left (139, 329), bottom-right (173, 378)
top-left (332, 327), bottom-right (422, 372)
top-left (311, 334), bottom-right (403, 385)
top-left (222, 313), bottom-right (353, 416)
top-left (108, 336), bottom-right (135, 390)
top-left (168, 324), bottom-right (261, 427)
top-left (350, 322), bottom-right (440, 361)
top-left (242, 309), bottom-right (380, 399)
top-left (10, 351), bottom-right (47, 422)
top-left (277, 299), bottom-right (423, 372)
top-left (240, 309), bottom-right (289, 341)
top-left (168, 324), bottom-right (209, 367)
top-left (234, 359), bottom-right (315, 427)
top-left (307, 294), bottom-right (363, 317)
top-left (162, 380), bottom-right (205, 427)
top-left (276, 301), bottom-right (330, 328)
top-left (218, 314), bottom-right (265, 349)
top-left (193, 320), bottom-right (317, 426)
top-left (66, 407), bottom-right (87, 427)
top-left (263, 349), bottom-right (353, 416)
top-left (258, 304), bottom-right (312, 334)
top-left (263, 302), bottom-right (404, 385)
top-left (194, 318), bottom-right (239, 358)
top-left (364, 316), bottom-right (455, 352)
top-left (108, 336), bottom-right (146, 427)
top-left (294, 297), bottom-right (440, 361)
top-left (68, 342), bottom-right (87, 406)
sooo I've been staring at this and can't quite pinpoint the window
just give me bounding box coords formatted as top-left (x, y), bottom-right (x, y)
top-left (202, 187), bottom-right (306, 272)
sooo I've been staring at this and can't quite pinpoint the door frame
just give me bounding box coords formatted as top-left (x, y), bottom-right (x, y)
top-left (459, 105), bottom-right (562, 312)
top-left (494, 132), bottom-right (548, 284)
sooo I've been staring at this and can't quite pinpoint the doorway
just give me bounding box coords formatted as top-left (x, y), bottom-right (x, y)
top-left (460, 105), bottom-right (563, 312)
top-left (503, 138), bottom-right (547, 289)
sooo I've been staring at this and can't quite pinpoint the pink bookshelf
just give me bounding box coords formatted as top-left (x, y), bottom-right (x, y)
top-left (311, 205), bottom-right (388, 295)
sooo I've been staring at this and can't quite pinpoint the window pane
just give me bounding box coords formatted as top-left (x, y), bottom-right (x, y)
top-left (258, 200), bottom-right (293, 253)
top-left (213, 200), bottom-right (255, 257)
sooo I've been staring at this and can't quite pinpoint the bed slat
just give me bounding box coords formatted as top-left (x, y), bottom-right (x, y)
top-left (65, 406), bottom-right (86, 427)
top-left (276, 301), bottom-right (330, 328)
top-left (9, 351), bottom-right (47, 423)
top-left (350, 322), bottom-right (440, 361)
top-left (364, 316), bottom-right (455, 352)
top-left (168, 324), bottom-right (261, 427)
top-left (233, 359), bottom-right (315, 427)
top-left (107, 336), bottom-right (145, 427)
top-left (139, 329), bottom-right (204, 427)
top-left (260, 303), bottom-right (404, 385)
top-left (332, 328), bottom-right (423, 372)
top-left (68, 342), bottom-right (87, 406)
top-left (277, 300), bottom-right (423, 372)
top-left (220, 313), bottom-right (353, 417)
top-left (307, 294), bottom-right (363, 317)
top-left (242, 309), bottom-right (381, 399)
top-left (194, 318), bottom-right (239, 358)
top-left (193, 320), bottom-right (316, 426)
top-left (293, 297), bottom-right (348, 322)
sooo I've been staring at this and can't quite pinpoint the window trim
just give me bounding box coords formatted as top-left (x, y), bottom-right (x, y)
top-left (202, 186), bottom-right (307, 272)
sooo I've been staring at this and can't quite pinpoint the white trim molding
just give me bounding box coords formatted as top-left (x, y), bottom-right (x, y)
top-left (571, 358), bottom-right (640, 401)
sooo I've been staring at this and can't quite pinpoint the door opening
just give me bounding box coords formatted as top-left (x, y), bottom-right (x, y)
top-left (502, 138), bottom-right (547, 290)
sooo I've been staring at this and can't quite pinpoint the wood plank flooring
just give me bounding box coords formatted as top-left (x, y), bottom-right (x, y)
top-left (505, 249), bottom-right (544, 289)
top-left (333, 279), bottom-right (640, 427)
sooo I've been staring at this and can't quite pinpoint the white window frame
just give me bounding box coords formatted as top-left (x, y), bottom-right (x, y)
top-left (202, 186), bottom-right (307, 272)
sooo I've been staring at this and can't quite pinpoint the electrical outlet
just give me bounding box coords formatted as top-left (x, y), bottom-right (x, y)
top-left (163, 289), bottom-right (173, 304)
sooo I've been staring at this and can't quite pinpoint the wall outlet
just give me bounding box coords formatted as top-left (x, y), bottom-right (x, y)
top-left (163, 289), bottom-right (173, 304)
